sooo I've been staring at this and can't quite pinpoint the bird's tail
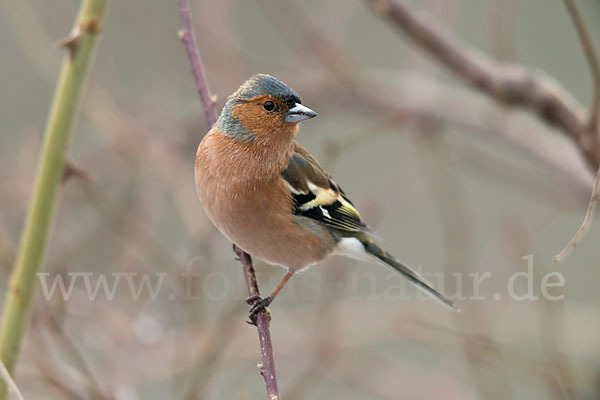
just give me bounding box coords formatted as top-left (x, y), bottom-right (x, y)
top-left (358, 235), bottom-right (457, 310)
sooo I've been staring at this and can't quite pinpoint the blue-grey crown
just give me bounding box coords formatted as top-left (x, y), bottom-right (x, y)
top-left (233, 74), bottom-right (301, 106)
top-left (217, 74), bottom-right (301, 139)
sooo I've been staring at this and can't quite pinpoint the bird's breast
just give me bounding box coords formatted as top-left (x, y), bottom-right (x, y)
top-left (195, 139), bottom-right (334, 270)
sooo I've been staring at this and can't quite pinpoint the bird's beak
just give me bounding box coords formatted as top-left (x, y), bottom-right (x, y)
top-left (284, 103), bottom-right (317, 123)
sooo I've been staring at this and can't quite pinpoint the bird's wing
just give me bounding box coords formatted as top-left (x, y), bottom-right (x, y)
top-left (283, 144), bottom-right (456, 310)
top-left (281, 142), bottom-right (367, 233)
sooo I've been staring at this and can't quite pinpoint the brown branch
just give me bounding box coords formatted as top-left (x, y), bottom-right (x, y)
top-left (176, 1), bottom-right (280, 399)
top-left (177, 0), bottom-right (218, 126)
top-left (261, 2), bottom-right (594, 195)
top-left (553, 169), bottom-right (600, 263)
top-left (562, 0), bottom-right (600, 133)
top-left (234, 246), bottom-right (280, 400)
top-left (366, 0), bottom-right (600, 171)
top-left (554, 0), bottom-right (600, 263)
top-left (366, 0), bottom-right (600, 262)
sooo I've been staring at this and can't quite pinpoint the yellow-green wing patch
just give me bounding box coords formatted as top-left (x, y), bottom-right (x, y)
top-left (282, 151), bottom-right (366, 233)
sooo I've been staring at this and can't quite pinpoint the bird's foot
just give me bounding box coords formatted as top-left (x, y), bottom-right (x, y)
top-left (245, 294), bottom-right (260, 304)
top-left (246, 296), bottom-right (271, 325)
top-left (232, 244), bottom-right (241, 260)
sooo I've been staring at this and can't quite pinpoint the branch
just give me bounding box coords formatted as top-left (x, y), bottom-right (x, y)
top-left (562, 0), bottom-right (600, 133)
top-left (366, 0), bottom-right (600, 170)
top-left (553, 0), bottom-right (600, 263)
top-left (0, 1), bottom-right (109, 398)
top-left (234, 246), bottom-right (280, 400)
top-left (366, 0), bottom-right (600, 262)
top-left (553, 169), bottom-right (600, 263)
top-left (176, 1), bottom-right (280, 399)
top-left (261, 2), bottom-right (594, 196)
top-left (177, 0), bottom-right (218, 126)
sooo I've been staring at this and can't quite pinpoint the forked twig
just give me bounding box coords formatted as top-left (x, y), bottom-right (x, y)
top-left (365, 0), bottom-right (600, 262)
top-left (176, 1), bottom-right (281, 398)
top-left (365, 0), bottom-right (600, 170)
top-left (554, 0), bottom-right (600, 263)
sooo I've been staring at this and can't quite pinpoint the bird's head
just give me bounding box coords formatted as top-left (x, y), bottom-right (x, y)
top-left (216, 74), bottom-right (317, 140)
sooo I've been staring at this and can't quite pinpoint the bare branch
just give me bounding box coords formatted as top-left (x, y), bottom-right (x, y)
top-left (261, 2), bottom-right (594, 195)
top-left (366, 0), bottom-right (600, 262)
top-left (366, 0), bottom-right (600, 170)
top-left (562, 0), bottom-right (600, 133)
top-left (176, 1), bottom-right (280, 398)
top-left (176, 0), bottom-right (218, 126)
top-left (554, 165), bottom-right (600, 263)
top-left (234, 246), bottom-right (280, 400)
top-left (554, 0), bottom-right (600, 263)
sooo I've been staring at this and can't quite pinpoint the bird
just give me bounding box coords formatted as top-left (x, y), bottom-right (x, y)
top-left (195, 74), bottom-right (456, 321)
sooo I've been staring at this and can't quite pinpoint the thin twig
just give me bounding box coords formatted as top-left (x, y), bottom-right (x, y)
top-left (562, 0), bottom-right (600, 133)
top-left (554, 165), bottom-right (600, 263)
top-left (365, 0), bottom-right (600, 262)
top-left (235, 246), bottom-right (280, 400)
top-left (366, 0), bottom-right (600, 170)
top-left (0, 360), bottom-right (24, 400)
top-left (175, 1), bottom-right (280, 399)
top-left (553, 0), bottom-right (600, 263)
top-left (176, 0), bottom-right (218, 125)
top-left (262, 1), bottom-right (593, 197)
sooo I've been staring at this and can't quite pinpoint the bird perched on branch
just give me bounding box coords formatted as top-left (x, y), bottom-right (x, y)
top-left (195, 74), bottom-right (456, 321)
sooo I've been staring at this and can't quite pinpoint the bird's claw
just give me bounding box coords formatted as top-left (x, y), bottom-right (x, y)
top-left (232, 244), bottom-right (242, 260)
top-left (246, 296), bottom-right (271, 325)
top-left (245, 294), bottom-right (260, 305)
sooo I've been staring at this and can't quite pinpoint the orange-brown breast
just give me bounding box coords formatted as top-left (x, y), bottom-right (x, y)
top-left (195, 127), bottom-right (335, 270)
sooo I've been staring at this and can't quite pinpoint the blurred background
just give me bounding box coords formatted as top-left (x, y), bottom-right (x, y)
top-left (1, 0), bottom-right (600, 399)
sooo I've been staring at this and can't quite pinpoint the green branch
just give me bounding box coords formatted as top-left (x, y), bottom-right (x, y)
top-left (0, 1), bottom-right (109, 397)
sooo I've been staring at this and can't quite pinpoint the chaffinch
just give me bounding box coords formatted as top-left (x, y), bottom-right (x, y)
top-left (195, 74), bottom-right (456, 319)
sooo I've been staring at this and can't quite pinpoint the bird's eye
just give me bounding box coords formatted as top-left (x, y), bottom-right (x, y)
top-left (263, 101), bottom-right (275, 111)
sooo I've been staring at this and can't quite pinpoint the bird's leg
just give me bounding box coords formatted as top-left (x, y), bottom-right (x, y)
top-left (245, 293), bottom-right (261, 304)
top-left (232, 243), bottom-right (241, 260)
top-left (248, 271), bottom-right (294, 324)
